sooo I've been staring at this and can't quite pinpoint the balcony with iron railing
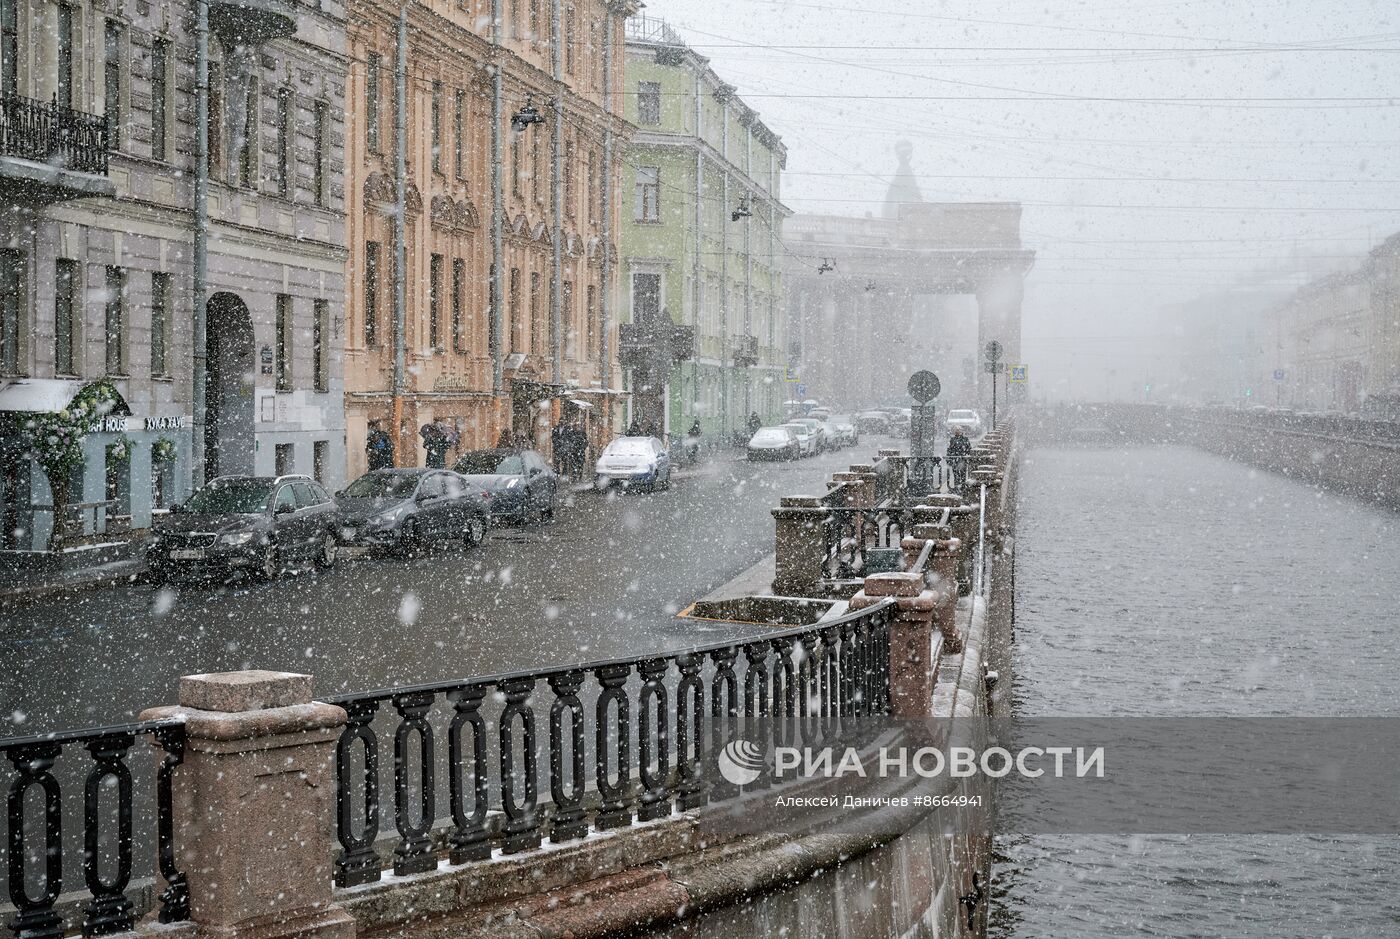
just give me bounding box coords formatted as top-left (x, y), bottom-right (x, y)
top-left (625, 13), bottom-right (687, 47)
top-left (0, 93), bottom-right (115, 201)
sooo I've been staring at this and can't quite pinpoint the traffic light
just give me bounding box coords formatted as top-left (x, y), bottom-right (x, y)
top-left (1245, 388), bottom-right (1253, 398)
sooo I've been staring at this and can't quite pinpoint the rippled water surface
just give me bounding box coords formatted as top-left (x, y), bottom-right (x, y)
top-left (992, 445), bottom-right (1400, 938)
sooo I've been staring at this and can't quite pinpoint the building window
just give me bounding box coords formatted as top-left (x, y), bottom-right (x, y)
top-left (104, 266), bottom-right (125, 375)
top-left (586, 284), bottom-right (596, 360)
top-left (635, 166), bottom-right (660, 222)
top-left (236, 74), bottom-right (257, 187)
top-left (429, 253), bottom-right (443, 350)
top-left (0, 0), bottom-right (16, 97)
top-left (530, 271), bottom-right (542, 356)
top-left (208, 60), bottom-right (223, 174)
top-left (104, 21), bottom-right (123, 148)
top-left (274, 444), bottom-right (293, 476)
top-left (275, 294), bottom-right (292, 391)
top-left (366, 53), bottom-right (381, 152)
top-left (638, 81), bottom-right (661, 126)
top-left (55, 259), bottom-right (77, 375)
top-left (511, 134), bottom-right (522, 197)
top-left (564, 139), bottom-right (575, 215)
top-left (509, 267), bottom-right (521, 352)
top-left (562, 279), bottom-right (574, 359)
top-left (451, 258), bottom-right (464, 352)
top-left (364, 242), bottom-right (380, 346)
top-left (0, 250), bottom-right (21, 374)
top-left (151, 272), bottom-right (170, 377)
top-left (275, 87), bottom-right (292, 196)
top-left (313, 299), bottom-right (329, 391)
top-left (431, 81), bottom-right (442, 173)
top-left (565, 3), bottom-right (576, 74)
top-left (105, 442), bottom-right (130, 517)
top-left (632, 272), bottom-right (661, 321)
top-left (57, 6), bottom-right (75, 108)
top-left (587, 149), bottom-right (597, 223)
top-left (150, 38), bottom-right (170, 160)
top-left (313, 440), bottom-right (329, 483)
top-left (313, 100), bottom-right (328, 204)
top-left (454, 90), bottom-right (465, 179)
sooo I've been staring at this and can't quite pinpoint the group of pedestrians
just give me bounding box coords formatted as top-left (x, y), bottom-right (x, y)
top-left (550, 421), bottom-right (590, 478)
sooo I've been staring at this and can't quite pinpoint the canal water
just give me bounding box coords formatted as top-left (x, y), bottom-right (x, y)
top-left (992, 444), bottom-right (1400, 937)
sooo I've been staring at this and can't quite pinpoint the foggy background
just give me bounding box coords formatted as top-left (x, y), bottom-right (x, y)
top-left (644, 0), bottom-right (1400, 403)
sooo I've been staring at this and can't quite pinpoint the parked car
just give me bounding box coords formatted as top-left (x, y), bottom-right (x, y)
top-left (791, 417), bottom-right (834, 452)
top-left (829, 419), bottom-right (859, 448)
top-left (945, 409), bottom-right (984, 437)
top-left (147, 474), bottom-right (339, 581)
top-left (595, 436), bottom-right (672, 489)
top-left (454, 448), bottom-right (558, 523)
top-left (782, 422), bottom-right (819, 457)
top-left (807, 407), bottom-right (832, 422)
top-left (336, 469), bottom-right (488, 555)
top-left (854, 410), bottom-right (890, 434)
top-left (748, 425), bottom-right (801, 461)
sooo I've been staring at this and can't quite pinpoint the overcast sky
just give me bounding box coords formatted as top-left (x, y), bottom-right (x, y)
top-left (637, 0), bottom-right (1400, 399)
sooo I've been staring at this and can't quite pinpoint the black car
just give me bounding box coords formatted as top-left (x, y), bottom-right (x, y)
top-left (453, 448), bottom-right (558, 523)
top-left (147, 475), bottom-right (339, 581)
top-left (335, 469), bottom-right (488, 555)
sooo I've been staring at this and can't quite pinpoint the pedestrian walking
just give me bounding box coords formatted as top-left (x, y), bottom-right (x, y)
top-left (947, 426), bottom-right (972, 490)
top-left (421, 422), bottom-right (450, 468)
top-left (550, 422), bottom-right (566, 473)
top-left (567, 422), bottom-right (589, 478)
top-left (366, 420), bottom-right (395, 470)
top-left (748, 413), bottom-right (762, 436)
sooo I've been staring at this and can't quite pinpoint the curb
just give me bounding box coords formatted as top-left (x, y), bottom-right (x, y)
top-left (0, 561), bottom-right (147, 603)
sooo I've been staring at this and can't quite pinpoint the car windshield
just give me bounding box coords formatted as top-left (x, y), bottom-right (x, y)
top-left (753, 428), bottom-right (790, 443)
top-left (343, 473), bottom-right (421, 499)
top-left (782, 424), bottom-right (809, 434)
top-left (457, 451), bottom-right (525, 475)
top-left (183, 480), bottom-right (273, 514)
top-left (605, 439), bottom-right (654, 457)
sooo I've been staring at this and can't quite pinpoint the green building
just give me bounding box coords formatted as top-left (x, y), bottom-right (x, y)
top-left (620, 15), bottom-right (791, 440)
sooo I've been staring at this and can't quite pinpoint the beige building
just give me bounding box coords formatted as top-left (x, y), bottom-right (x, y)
top-left (343, 0), bottom-right (638, 477)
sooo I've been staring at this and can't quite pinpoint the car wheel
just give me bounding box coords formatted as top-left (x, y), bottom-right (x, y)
top-left (464, 514), bottom-right (486, 547)
top-left (540, 492), bottom-right (556, 522)
top-left (259, 543), bottom-right (280, 580)
top-left (317, 532), bottom-right (337, 569)
top-left (659, 468), bottom-right (671, 491)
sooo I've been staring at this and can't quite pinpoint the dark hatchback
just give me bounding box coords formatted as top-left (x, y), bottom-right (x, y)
top-left (147, 475), bottom-right (340, 581)
top-left (453, 448), bottom-right (558, 523)
top-left (335, 469), bottom-right (489, 555)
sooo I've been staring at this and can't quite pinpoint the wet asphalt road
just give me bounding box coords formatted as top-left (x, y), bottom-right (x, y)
top-left (2, 441), bottom-right (886, 735)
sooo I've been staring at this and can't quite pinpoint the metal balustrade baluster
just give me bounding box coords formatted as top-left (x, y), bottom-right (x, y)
top-left (742, 642), bottom-right (772, 790)
top-left (447, 686), bottom-right (491, 863)
top-left (594, 663), bottom-right (633, 829)
top-left (391, 691), bottom-right (437, 874)
top-left (546, 672), bottom-right (588, 843)
top-left (774, 637), bottom-right (798, 751)
top-left (708, 647), bottom-right (741, 801)
top-left (799, 635), bottom-right (820, 747)
top-left (820, 628), bottom-right (841, 743)
top-left (876, 613), bottom-right (892, 713)
top-left (498, 677), bottom-right (541, 853)
top-left (81, 734), bottom-right (134, 937)
top-left (636, 658), bottom-right (672, 821)
top-left (675, 653), bottom-right (709, 810)
top-left (842, 623), bottom-right (862, 727)
top-left (5, 742), bottom-right (64, 939)
top-left (334, 699), bottom-right (383, 886)
top-left (152, 726), bottom-right (189, 923)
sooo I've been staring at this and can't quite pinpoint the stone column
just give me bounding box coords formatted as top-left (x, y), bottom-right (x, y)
top-left (772, 497), bottom-right (832, 597)
top-left (849, 571), bottom-right (939, 718)
top-left (141, 671), bottom-right (354, 939)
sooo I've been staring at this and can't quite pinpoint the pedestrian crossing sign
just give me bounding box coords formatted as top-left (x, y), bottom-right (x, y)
top-left (1008, 364), bottom-right (1028, 383)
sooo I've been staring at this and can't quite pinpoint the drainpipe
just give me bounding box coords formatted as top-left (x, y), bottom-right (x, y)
top-left (744, 130), bottom-right (752, 421)
top-left (392, 6), bottom-right (408, 461)
top-left (490, 0), bottom-right (504, 398)
top-left (600, 9), bottom-right (614, 422)
top-left (191, 0), bottom-right (208, 489)
top-left (719, 99), bottom-right (729, 437)
top-left (550, 0), bottom-right (563, 386)
top-left (693, 72), bottom-right (702, 427)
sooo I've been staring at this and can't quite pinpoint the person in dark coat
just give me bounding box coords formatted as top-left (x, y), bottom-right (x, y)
top-left (947, 426), bottom-right (972, 489)
top-left (627, 419), bottom-right (643, 437)
top-left (747, 413), bottom-right (762, 436)
top-left (567, 422), bottom-right (589, 477)
top-left (422, 422), bottom-right (450, 468)
top-left (550, 422), bottom-right (566, 473)
top-left (366, 420), bottom-right (395, 470)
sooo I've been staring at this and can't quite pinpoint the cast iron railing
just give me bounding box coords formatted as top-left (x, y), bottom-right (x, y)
top-left (2, 721), bottom-right (188, 939)
top-left (822, 506), bottom-right (906, 581)
top-left (328, 600), bottom-right (894, 887)
top-left (0, 94), bottom-right (111, 176)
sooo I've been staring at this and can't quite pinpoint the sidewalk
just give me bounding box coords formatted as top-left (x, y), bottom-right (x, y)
top-left (0, 556), bottom-right (147, 602)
